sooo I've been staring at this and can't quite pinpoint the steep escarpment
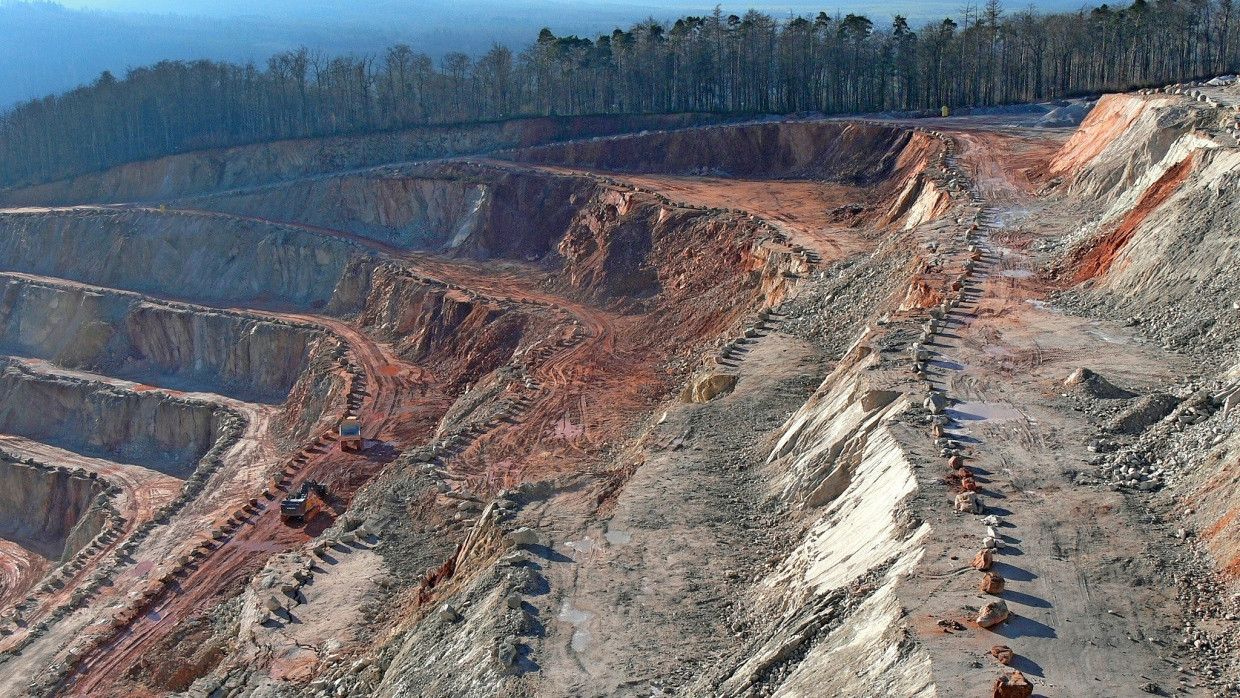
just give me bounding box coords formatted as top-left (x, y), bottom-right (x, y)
top-left (186, 174), bottom-right (488, 250)
top-left (1048, 93), bottom-right (1214, 203)
top-left (359, 268), bottom-right (553, 389)
top-left (1052, 93), bottom-right (1240, 363)
top-left (0, 361), bottom-right (226, 475)
top-left (0, 113), bottom-right (729, 207)
top-left (554, 186), bottom-right (801, 312)
top-left (0, 274), bottom-right (318, 401)
top-left (187, 165), bottom-right (595, 261)
top-left (0, 209), bottom-right (377, 310)
top-left (513, 121), bottom-right (930, 184)
top-left (0, 456), bottom-right (106, 562)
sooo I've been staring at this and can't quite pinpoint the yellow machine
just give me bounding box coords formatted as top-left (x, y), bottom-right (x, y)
top-left (338, 416), bottom-right (363, 452)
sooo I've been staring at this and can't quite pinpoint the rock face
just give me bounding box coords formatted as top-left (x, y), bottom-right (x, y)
top-left (516, 121), bottom-right (932, 184)
top-left (681, 372), bottom-right (739, 403)
top-left (0, 274), bottom-right (316, 401)
top-left (0, 362), bottom-right (224, 475)
top-left (190, 174), bottom-right (489, 251)
top-left (1, 113), bottom-right (722, 206)
top-left (358, 268), bottom-right (541, 388)
top-left (0, 456), bottom-right (105, 560)
top-left (0, 209), bottom-right (375, 310)
top-left (194, 166), bottom-right (596, 264)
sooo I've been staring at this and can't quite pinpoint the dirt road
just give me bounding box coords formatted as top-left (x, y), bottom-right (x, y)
top-left (896, 129), bottom-right (1198, 696)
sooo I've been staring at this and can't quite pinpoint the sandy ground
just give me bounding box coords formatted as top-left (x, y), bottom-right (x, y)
top-left (524, 330), bottom-right (822, 697)
top-left (0, 107), bottom-right (1224, 698)
top-left (887, 130), bottom-right (1203, 696)
top-left (25, 197), bottom-right (631, 694)
top-left (0, 539), bottom-right (53, 610)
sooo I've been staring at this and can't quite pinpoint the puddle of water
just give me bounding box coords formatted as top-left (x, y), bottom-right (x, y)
top-left (604, 530), bottom-right (631, 545)
top-left (564, 536), bottom-right (601, 557)
top-left (557, 600), bottom-right (595, 652)
top-left (1086, 324), bottom-right (1126, 344)
top-left (1000, 269), bottom-right (1034, 279)
top-left (1024, 299), bottom-right (1062, 314)
top-left (947, 401), bottom-right (1025, 422)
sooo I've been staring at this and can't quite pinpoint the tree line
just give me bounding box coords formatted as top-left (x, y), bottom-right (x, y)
top-left (2, 0), bottom-right (1238, 189)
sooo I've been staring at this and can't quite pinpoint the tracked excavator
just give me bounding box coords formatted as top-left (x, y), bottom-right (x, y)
top-left (280, 481), bottom-right (328, 521)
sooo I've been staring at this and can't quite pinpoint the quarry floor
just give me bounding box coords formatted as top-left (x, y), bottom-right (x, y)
top-left (462, 120), bottom-right (1206, 696)
top-left (0, 107), bottom-right (1225, 698)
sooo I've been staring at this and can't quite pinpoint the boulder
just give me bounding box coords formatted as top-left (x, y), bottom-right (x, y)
top-left (506, 528), bottom-right (539, 547)
top-left (954, 491), bottom-right (982, 513)
top-left (499, 550), bottom-right (530, 566)
top-left (981, 572), bottom-right (1006, 595)
top-left (977, 600), bottom-right (1010, 628)
top-left (1064, 368), bottom-right (1134, 399)
top-left (990, 645), bottom-right (1014, 665)
top-left (992, 670), bottom-right (1033, 698)
top-left (1107, 393), bottom-right (1181, 434)
top-left (505, 593), bottom-right (523, 610)
top-left (681, 372), bottom-right (738, 403)
top-left (496, 637), bottom-right (520, 669)
top-left (972, 549), bottom-right (994, 571)
top-left (438, 604), bottom-right (459, 622)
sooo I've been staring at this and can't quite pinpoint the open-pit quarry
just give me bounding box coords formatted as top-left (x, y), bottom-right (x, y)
top-left (0, 92), bottom-right (1239, 698)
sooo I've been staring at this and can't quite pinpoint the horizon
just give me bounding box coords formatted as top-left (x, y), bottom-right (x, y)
top-left (0, 0), bottom-right (1092, 110)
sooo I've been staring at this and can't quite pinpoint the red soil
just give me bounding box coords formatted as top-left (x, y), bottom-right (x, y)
top-left (1063, 152), bottom-right (1197, 284)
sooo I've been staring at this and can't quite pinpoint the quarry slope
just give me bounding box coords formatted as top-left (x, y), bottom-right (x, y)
top-left (0, 91), bottom-right (1238, 698)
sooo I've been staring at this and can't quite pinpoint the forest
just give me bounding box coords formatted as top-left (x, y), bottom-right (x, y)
top-left (1, 0), bottom-right (1237, 188)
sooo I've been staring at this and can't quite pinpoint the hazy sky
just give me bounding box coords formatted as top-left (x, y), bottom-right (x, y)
top-left (50, 0), bottom-right (1088, 25)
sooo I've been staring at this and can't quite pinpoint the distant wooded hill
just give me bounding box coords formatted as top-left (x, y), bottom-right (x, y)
top-left (2, 0), bottom-right (1235, 189)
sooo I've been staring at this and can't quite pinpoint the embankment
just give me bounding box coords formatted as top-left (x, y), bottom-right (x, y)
top-left (0, 455), bottom-right (106, 561)
top-left (692, 345), bottom-right (933, 696)
top-left (1052, 93), bottom-right (1240, 360)
top-left (186, 165), bottom-right (595, 260)
top-left (512, 121), bottom-right (933, 184)
top-left (0, 274), bottom-right (318, 402)
top-left (0, 113), bottom-right (731, 206)
top-left (0, 361), bottom-right (226, 476)
top-left (0, 209), bottom-right (376, 311)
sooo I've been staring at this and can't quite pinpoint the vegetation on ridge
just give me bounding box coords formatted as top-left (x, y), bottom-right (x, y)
top-left (1, 0), bottom-right (1237, 188)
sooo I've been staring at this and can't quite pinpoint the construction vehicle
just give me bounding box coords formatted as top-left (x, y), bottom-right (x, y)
top-left (338, 416), bottom-right (363, 452)
top-left (280, 480), bottom-right (328, 521)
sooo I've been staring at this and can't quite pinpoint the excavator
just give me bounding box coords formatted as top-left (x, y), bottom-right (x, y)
top-left (280, 480), bottom-right (328, 521)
